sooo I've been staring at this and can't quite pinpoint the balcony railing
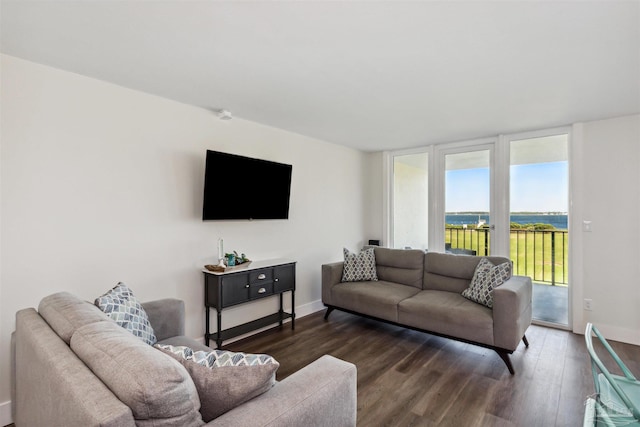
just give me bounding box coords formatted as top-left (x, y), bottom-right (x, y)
top-left (445, 227), bottom-right (568, 286)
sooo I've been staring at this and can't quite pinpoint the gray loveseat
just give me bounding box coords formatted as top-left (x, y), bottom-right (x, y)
top-left (322, 248), bottom-right (532, 374)
top-left (13, 292), bottom-right (357, 426)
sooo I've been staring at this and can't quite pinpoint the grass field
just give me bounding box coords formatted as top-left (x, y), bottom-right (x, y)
top-left (445, 228), bottom-right (568, 286)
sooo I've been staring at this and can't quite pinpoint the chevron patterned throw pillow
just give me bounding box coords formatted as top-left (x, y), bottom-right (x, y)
top-left (341, 247), bottom-right (378, 282)
top-left (156, 345), bottom-right (278, 368)
top-left (461, 258), bottom-right (512, 308)
top-left (95, 282), bottom-right (157, 345)
top-left (155, 344), bottom-right (278, 421)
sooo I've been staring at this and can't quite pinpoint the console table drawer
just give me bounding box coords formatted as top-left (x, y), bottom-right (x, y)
top-left (250, 269), bottom-right (273, 283)
top-left (250, 282), bottom-right (274, 299)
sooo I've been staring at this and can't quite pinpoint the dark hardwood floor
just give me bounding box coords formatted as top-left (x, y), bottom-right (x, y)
top-left (226, 309), bottom-right (640, 427)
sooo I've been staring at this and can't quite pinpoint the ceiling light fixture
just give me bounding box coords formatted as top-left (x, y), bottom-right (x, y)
top-left (216, 109), bottom-right (232, 120)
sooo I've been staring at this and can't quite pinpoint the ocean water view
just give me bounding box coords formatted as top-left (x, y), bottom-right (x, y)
top-left (446, 213), bottom-right (568, 230)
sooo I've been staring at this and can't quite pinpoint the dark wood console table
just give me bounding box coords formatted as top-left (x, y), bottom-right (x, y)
top-left (203, 258), bottom-right (296, 348)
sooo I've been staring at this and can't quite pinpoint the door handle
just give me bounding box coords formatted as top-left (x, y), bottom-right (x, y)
top-left (258, 287), bottom-right (266, 294)
top-left (258, 274), bottom-right (266, 280)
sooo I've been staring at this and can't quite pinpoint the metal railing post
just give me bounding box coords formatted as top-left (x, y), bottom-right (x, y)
top-left (484, 228), bottom-right (489, 255)
top-left (551, 231), bottom-right (556, 286)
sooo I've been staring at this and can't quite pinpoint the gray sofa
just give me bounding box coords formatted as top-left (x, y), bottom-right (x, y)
top-left (322, 248), bottom-right (532, 374)
top-left (13, 292), bottom-right (357, 426)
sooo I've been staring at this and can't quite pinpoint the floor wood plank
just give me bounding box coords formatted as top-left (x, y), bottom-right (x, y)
top-left (226, 309), bottom-right (640, 426)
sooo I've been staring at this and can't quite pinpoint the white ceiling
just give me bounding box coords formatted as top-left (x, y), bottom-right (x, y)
top-left (2, 1), bottom-right (639, 152)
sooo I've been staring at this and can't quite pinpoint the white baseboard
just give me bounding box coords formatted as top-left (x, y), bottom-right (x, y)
top-left (293, 299), bottom-right (326, 319)
top-left (590, 323), bottom-right (640, 346)
top-left (0, 400), bottom-right (13, 426)
top-left (197, 299), bottom-right (325, 346)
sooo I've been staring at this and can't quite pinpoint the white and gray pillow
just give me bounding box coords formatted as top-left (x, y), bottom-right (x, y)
top-left (341, 247), bottom-right (378, 282)
top-left (461, 258), bottom-right (512, 308)
top-left (95, 282), bottom-right (157, 345)
top-left (155, 344), bottom-right (278, 422)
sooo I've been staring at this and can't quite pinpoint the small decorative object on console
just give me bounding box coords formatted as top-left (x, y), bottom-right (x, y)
top-left (225, 251), bottom-right (250, 266)
top-left (205, 258), bottom-right (228, 272)
top-left (226, 253), bottom-right (236, 266)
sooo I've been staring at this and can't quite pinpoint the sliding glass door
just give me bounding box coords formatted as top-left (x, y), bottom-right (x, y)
top-left (509, 133), bottom-right (569, 326)
top-left (444, 148), bottom-right (492, 256)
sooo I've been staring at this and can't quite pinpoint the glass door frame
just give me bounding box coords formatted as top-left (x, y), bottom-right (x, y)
top-left (433, 138), bottom-right (501, 255)
top-left (386, 137), bottom-right (504, 254)
top-left (500, 126), bottom-right (573, 330)
top-left (384, 145), bottom-right (434, 250)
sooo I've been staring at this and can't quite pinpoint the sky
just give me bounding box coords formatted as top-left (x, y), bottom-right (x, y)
top-left (446, 161), bottom-right (568, 213)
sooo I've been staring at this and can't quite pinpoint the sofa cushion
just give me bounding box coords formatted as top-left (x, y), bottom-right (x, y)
top-left (16, 308), bottom-right (135, 427)
top-left (38, 292), bottom-right (111, 344)
top-left (342, 247), bottom-right (378, 282)
top-left (95, 282), bottom-right (157, 345)
top-left (424, 252), bottom-right (510, 293)
top-left (70, 321), bottom-right (204, 427)
top-left (331, 281), bottom-right (421, 322)
top-left (398, 290), bottom-right (495, 347)
top-left (462, 258), bottom-right (512, 308)
top-left (374, 247), bottom-right (425, 289)
top-left (156, 344), bottom-right (278, 422)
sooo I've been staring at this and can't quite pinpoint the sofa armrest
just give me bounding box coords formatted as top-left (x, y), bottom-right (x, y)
top-left (321, 262), bottom-right (344, 306)
top-left (142, 299), bottom-right (185, 341)
top-left (206, 354), bottom-right (357, 427)
top-left (15, 309), bottom-right (135, 427)
top-left (493, 275), bottom-right (532, 351)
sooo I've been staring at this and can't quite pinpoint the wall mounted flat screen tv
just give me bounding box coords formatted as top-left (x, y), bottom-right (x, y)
top-left (202, 150), bottom-right (292, 220)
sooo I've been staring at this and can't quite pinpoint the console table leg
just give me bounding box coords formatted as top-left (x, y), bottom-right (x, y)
top-left (205, 307), bottom-right (210, 346)
top-left (291, 290), bottom-right (296, 330)
top-left (216, 309), bottom-right (222, 349)
top-left (278, 293), bottom-right (284, 327)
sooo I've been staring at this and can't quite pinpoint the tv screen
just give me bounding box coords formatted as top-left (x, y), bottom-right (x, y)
top-left (202, 150), bottom-right (292, 220)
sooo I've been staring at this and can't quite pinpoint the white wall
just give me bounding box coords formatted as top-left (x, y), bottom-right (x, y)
top-left (0, 53), bottom-right (4, 425)
top-left (0, 55), bottom-right (369, 415)
top-left (572, 114), bottom-right (640, 344)
top-left (363, 151), bottom-right (384, 245)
